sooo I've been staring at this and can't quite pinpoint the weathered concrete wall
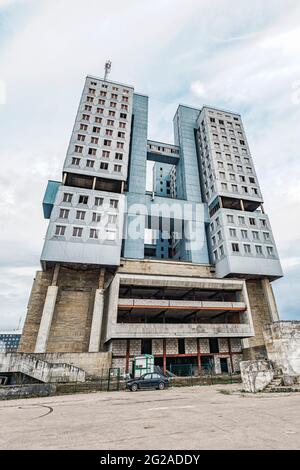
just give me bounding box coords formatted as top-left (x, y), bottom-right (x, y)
top-left (240, 360), bottom-right (274, 392)
top-left (0, 353), bottom-right (86, 383)
top-left (118, 259), bottom-right (214, 278)
top-left (243, 280), bottom-right (275, 353)
top-left (20, 267), bottom-right (99, 354)
top-left (264, 321), bottom-right (300, 376)
top-left (19, 270), bottom-right (53, 352)
top-left (33, 352), bottom-right (112, 377)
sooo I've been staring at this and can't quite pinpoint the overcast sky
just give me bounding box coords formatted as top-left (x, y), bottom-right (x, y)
top-left (0, 0), bottom-right (300, 330)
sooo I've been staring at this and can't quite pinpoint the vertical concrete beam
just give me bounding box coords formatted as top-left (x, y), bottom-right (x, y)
top-left (89, 268), bottom-right (106, 352)
top-left (197, 338), bottom-right (201, 374)
top-left (261, 278), bottom-right (280, 322)
top-left (34, 286), bottom-right (58, 353)
top-left (34, 264), bottom-right (60, 353)
top-left (125, 340), bottom-right (130, 373)
top-left (163, 339), bottom-right (167, 374)
top-left (88, 289), bottom-right (105, 352)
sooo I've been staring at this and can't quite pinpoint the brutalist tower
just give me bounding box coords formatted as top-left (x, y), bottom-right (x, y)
top-left (19, 71), bottom-right (283, 376)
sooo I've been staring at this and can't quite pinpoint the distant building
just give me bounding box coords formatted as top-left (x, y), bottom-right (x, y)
top-left (0, 332), bottom-right (21, 353)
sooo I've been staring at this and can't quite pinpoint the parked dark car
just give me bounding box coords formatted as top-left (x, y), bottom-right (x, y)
top-left (126, 373), bottom-right (169, 391)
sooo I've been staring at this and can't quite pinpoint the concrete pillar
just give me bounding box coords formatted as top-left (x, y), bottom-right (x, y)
top-left (89, 289), bottom-right (105, 352)
top-left (262, 278), bottom-right (280, 322)
top-left (34, 286), bottom-right (58, 353)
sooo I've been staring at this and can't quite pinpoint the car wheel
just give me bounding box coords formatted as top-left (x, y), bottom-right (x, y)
top-left (130, 383), bottom-right (138, 392)
top-left (158, 382), bottom-right (165, 390)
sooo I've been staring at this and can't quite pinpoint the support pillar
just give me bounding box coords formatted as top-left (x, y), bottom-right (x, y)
top-left (163, 339), bottom-right (167, 374)
top-left (89, 268), bottom-right (106, 352)
top-left (197, 338), bottom-right (201, 375)
top-left (34, 264), bottom-right (60, 353)
top-left (261, 278), bottom-right (280, 322)
top-left (125, 340), bottom-right (130, 373)
top-left (227, 338), bottom-right (234, 373)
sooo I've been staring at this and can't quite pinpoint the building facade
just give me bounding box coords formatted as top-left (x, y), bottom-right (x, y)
top-left (0, 332), bottom-right (21, 353)
top-left (19, 73), bottom-right (283, 376)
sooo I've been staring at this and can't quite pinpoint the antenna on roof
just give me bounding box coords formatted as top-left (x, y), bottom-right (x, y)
top-left (104, 60), bottom-right (112, 81)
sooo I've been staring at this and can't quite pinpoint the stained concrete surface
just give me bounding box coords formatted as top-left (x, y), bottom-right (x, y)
top-left (0, 384), bottom-right (299, 450)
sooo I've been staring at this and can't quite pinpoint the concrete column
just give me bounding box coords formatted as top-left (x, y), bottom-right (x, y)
top-left (88, 289), bottom-right (105, 352)
top-left (34, 286), bottom-right (58, 353)
top-left (262, 278), bottom-right (280, 322)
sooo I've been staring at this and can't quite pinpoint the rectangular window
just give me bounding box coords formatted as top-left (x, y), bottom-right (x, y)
top-left (59, 208), bottom-right (69, 219)
top-left (74, 145), bottom-right (83, 153)
top-left (249, 218), bottom-right (256, 226)
top-left (63, 193), bottom-right (73, 203)
top-left (92, 212), bottom-right (101, 222)
top-left (267, 246), bottom-right (274, 256)
top-left (95, 197), bottom-right (103, 206)
top-left (72, 157), bottom-right (80, 165)
top-left (227, 214), bottom-right (234, 223)
top-left (73, 227), bottom-right (83, 237)
top-left (88, 148), bottom-right (97, 156)
top-left (241, 229), bottom-right (248, 239)
top-left (110, 199), bottom-right (119, 209)
top-left (232, 243), bottom-right (239, 252)
top-left (77, 134), bottom-right (85, 141)
top-left (91, 137), bottom-right (99, 144)
top-left (114, 164), bottom-right (122, 172)
top-left (104, 139), bottom-right (111, 146)
top-left (244, 244), bottom-right (251, 254)
top-left (78, 195), bottom-right (88, 205)
top-left (100, 162), bottom-right (109, 170)
top-left (115, 153), bottom-right (123, 160)
top-left (108, 214), bottom-right (117, 224)
top-left (80, 124), bottom-right (88, 131)
top-left (90, 228), bottom-right (99, 239)
top-left (209, 338), bottom-right (219, 353)
top-left (229, 228), bottom-right (236, 237)
top-left (55, 225), bottom-right (66, 236)
top-left (141, 339), bottom-right (152, 355)
top-left (255, 245), bottom-right (263, 255)
top-left (178, 339), bottom-right (185, 354)
top-left (252, 231), bottom-right (259, 240)
top-left (93, 126), bottom-right (100, 133)
top-left (76, 210), bottom-right (85, 220)
top-left (102, 150), bottom-right (110, 158)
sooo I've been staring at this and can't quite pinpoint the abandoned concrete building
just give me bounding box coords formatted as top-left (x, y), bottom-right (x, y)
top-left (18, 70), bottom-right (283, 377)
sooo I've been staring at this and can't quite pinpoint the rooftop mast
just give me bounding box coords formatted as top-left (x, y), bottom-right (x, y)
top-left (104, 60), bottom-right (112, 81)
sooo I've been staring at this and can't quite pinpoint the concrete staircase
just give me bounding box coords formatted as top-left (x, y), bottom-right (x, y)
top-left (0, 353), bottom-right (86, 383)
top-left (264, 374), bottom-right (300, 393)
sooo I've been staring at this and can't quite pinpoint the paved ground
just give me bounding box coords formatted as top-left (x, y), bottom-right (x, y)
top-left (0, 383), bottom-right (299, 450)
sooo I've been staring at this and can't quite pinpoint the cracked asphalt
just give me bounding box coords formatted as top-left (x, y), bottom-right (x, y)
top-left (0, 384), bottom-right (299, 449)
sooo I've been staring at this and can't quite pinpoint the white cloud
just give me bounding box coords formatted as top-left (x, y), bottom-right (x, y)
top-left (190, 80), bottom-right (206, 97)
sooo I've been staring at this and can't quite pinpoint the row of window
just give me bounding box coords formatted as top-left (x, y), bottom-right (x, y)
top-left (212, 228), bottom-right (271, 245)
top-left (211, 215), bottom-right (267, 232)
top-left (214, 243), bottom-right (275, 260)
top-left (77, 130), bottom-right (126, 143)
top-left (82, 105), bottom-right (128, 121)
top-left (62, 193), bottom-right (118, 207)
top-left (75, 139), bottom-right (125, 152)
top-left (88, 86), bottom-right (130, 101)
top-left (71, 157), bottom-right (122, 172)
top-left (55, 225), bottom-right (116, 240)
top-left (219, 182), bottom-right (259, 196)
top-left (89, 81), bottom-right (130, 94)
top-left (82, 100), bottom-right (129, 117)
top-left (58, 210), bottom-right (117, 223)
top-left (147, 144), bottom-right (180, 155)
